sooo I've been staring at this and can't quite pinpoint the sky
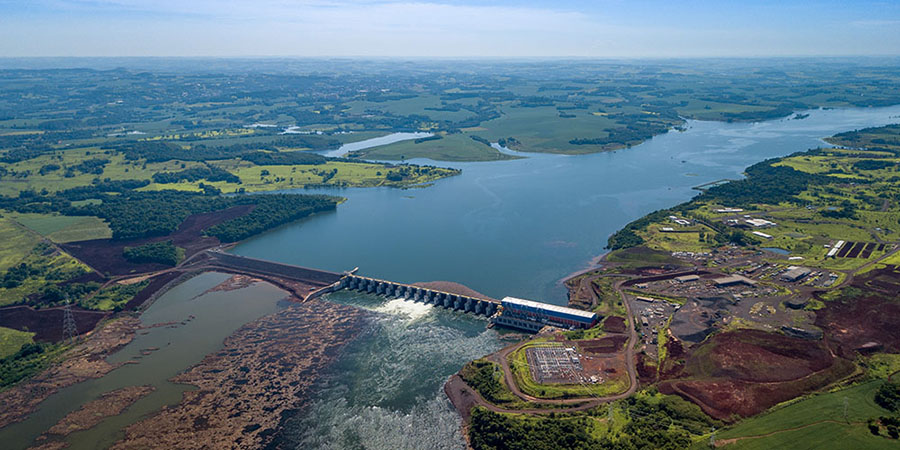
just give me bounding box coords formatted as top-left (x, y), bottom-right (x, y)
top-left (1, 0), bottom-right (899, 58)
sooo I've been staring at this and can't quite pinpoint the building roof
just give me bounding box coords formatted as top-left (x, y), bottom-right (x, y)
top-left (501, 296), bottom-right (597, 321)
top-left (781, 266), bottom-right (812, 280)
top-left (675, 275), bottom-right (700, 282)
top-left (746, 218), bottom-right (776, 227)
top-left (713, 275), bottom-right (758, 286)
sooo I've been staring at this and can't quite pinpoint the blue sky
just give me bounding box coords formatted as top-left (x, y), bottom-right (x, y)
top-left (1, 0), bottom-right (899, 57)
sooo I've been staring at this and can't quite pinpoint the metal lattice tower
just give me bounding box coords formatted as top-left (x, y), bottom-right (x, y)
top-left (62, 301), bottom-right (78, 342)
top-left (709, 427), bottom-right (716, 448)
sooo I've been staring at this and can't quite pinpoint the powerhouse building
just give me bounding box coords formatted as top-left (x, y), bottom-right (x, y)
top-left (491, 296), bottom-right (599, 332)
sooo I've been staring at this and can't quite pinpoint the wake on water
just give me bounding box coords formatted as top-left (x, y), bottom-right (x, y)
top-left (277, 293), bottom-right (504, 450)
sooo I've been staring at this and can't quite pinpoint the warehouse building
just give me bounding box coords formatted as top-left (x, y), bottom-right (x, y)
top-left (713, 275), bottom-right (758, 287)
top-left (491, 297), bottom-right (599, 332)
top-left (781, 266), bottom-right (812, 282)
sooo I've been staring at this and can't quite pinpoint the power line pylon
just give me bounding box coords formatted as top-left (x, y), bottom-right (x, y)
top-left (63, 301), bottom-right (78, 342)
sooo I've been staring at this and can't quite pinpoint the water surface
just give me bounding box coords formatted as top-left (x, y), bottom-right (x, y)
top-left (321, 132), bottom-right (433, 157)
top-left (235, 106), bottom-right (900, 304)
top-left (0, 273), bottom-right (288, 450)
top-left (237, 105), bottom-right (900, 450)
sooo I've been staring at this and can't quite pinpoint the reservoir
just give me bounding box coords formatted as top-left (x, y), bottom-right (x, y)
top-left (233, 105), bottom-right (900, 449)
top-left (5, 106), bottom-right (900, 449)
top-left (321, 132), bottom-right (433, 157)
top-left (234, 106), bottom-right (900, 304)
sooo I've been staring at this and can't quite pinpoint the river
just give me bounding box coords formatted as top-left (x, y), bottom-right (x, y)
top-left (5, 106), bottom-right (900, 449)
top-left (234, 106), bottom-right (900, 449)
top-left (235, 106), bottom-right (900, 304)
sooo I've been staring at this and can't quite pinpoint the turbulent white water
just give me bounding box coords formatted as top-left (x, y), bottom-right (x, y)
top-left (277, 290), bottom-right (504, 450)
top-left (374, 297), bottom-right (435, 322)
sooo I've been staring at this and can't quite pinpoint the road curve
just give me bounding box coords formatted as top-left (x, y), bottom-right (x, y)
top-left (455, 278), bottom-right (640, 414)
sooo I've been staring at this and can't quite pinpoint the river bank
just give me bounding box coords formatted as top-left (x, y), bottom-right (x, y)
top-left (110, 297), bottom-right (368, 449)
top-left (0, 317), bottom-right (141, 430)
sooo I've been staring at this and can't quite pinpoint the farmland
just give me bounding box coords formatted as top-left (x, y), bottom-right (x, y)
top-left (708, 381), bottom-right (896, 449)
top-left (459, 122), bottom-right (900, 448)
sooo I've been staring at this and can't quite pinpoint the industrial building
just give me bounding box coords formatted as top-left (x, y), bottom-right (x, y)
top-left (781, 266), bottom-right (812, 282)
top-left (745, 218), bottom-right (776, 228)
top-left (713, 275), bottom-right (758, 287)
top-left (675, 274), bottom-right (700, 283)
top-left (491, 297), bottom-right (599, 332)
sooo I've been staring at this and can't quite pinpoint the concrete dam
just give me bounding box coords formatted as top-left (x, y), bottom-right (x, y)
top-left (338, 275), bottom-right (499, 317)
top-left (203, 250), bottom-right (499, 317)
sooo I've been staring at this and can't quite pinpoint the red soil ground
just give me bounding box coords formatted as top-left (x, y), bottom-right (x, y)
top-left (61, 205), bottom-right (253, 276)
top-left (815, 265), bottom-right (900, 358)
top-left (659, 329), bottom-right (853, 421)
top-left (635, 353), bottom-right (658, 385)
top-left (602, 316), bottom-right (627, 333)
top-left (0, 305), bottom-right (109, 342)
top-left (123, 271), bottom-right (183, 311)
top-left (579, 335), bottom-right (628, 354)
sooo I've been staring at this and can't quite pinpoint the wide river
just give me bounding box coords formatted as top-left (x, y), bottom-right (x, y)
top-left (5, 106), bottom-right (900, 450)
top-left (233, 105), bottom-right (900, 449)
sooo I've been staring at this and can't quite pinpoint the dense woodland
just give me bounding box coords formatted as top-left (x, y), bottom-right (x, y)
top-left (469, 395), bottom-right (719, 450)
top-left (123, 241), bottom-right (181, 266)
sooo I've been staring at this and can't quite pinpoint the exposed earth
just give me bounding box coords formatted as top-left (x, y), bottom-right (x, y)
top-left (0, 317), bottom-right (141, 429)
top-left (110, 298), bottom-right (368, 450)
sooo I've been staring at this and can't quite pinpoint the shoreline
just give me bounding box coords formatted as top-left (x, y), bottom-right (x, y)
top-left (110, 294), bottom-right (369, 449)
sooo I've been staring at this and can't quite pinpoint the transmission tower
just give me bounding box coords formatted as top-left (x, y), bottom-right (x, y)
top-left (709, 427), bottom-right (716, 448)
top-left (62, 301), bottom-right (78, 342)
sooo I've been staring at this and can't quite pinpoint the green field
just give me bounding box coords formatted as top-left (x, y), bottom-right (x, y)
top-left (0, 327), bottom-right (34, 359)
top-left (136, 160), bottom-right (460, 193)
top-left (0, 218), bottom-right (42, 271)
top-left (477, 106), bottom-right (624, 154)
top-left (349, 133), bottom-right (515, 161)
top-left (7, 212), bottom-right (111, 243)
top-left (80, 281), bottom-right (149, 311)
top-left (709, 381), bottom-right (895, 450)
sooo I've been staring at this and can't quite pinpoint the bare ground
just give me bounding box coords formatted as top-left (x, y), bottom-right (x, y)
top-left (110, 298), bottom-right (368, 450)
top-left (0, 317), bottom-right (141, 429)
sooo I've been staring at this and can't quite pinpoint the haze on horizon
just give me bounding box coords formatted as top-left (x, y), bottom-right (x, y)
top-left (1, 0), bottom-right (899, 58)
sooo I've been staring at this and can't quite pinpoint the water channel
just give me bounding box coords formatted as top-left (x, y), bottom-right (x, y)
top-left (238, 105), bottom-right (900, 449)
top-left (4, 106), bottom-right (900, 449)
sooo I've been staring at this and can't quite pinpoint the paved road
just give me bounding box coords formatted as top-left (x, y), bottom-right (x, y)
top-left (454, 278), bottom-right (640, 414)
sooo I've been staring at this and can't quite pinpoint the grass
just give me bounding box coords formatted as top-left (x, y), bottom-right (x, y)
top-left (0, 217), bottom-right (42, 271)
top-left (0, 327), bottom-right (34, 358)
top-left (508, 341), bottom-right (629, 400)
top-left (860, 353), bottom-right (900, 379)
top-left (79, 281), bottom-right (149, 311)
top-left (6, 212), bottom-right (111, 243)
top-left (0, 147), bottom-right (207, 196)
top-left (715, 421), bottom-right (896, 450)
top-left (710, 380), bottom-right (895, 449)
top-left (350, 132), bottom-right (514, 161)
top-left (139, 160), bottom-right (461, 193)
top-left (0, 243), bottom-right (92, 307)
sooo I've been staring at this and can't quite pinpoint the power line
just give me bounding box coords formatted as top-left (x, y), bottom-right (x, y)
top-left (62, 300), bottom-right (78, 342)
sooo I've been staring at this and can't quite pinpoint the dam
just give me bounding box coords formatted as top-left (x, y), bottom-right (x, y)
top-left (336, 274), bottom-right (499, 317)
top-left (202, 250), bottom-right (499, 317)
